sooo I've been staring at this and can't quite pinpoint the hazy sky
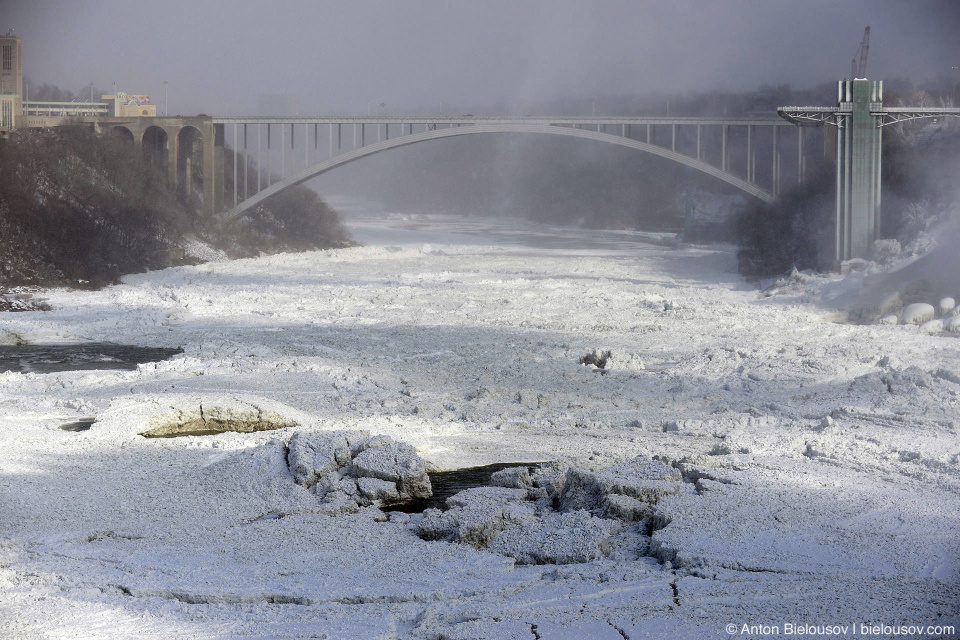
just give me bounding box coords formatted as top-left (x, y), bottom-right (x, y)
top-left (2, 0), bottom-right (958, 116)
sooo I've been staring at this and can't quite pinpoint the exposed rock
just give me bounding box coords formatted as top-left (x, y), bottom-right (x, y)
top-left (140, 397), bottom-right (301, 438)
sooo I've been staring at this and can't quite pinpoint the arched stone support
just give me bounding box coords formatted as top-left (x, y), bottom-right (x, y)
top-left (89, 116), bottom-right (222, 215)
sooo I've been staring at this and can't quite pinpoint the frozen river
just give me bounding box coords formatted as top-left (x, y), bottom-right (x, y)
top-left (1, 208), bottom-right (958, 639)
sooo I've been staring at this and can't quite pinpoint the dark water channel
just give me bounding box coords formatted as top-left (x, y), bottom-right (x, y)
top-left (0, 343), bottom-right (182, 374)
top-left (390, 462), bottom-right (545, 513)
top-left (59, 418), bottom-right (96, 432)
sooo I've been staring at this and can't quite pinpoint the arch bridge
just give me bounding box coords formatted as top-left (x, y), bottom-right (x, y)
top-left (211, 115), bottom-right (800, 222)
top-left (87, 113), bottom-right (803, 224)
top-left (83, 79), bottom-right (960, 264)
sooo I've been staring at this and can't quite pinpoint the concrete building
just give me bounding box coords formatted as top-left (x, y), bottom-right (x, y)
top-left (103, 91), bottom-right (157, 117)
top-left (0, 33), bottom-right (23, 133)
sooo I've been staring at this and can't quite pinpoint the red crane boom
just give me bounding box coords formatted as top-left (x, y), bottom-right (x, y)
top-left (851, 26), bottom-right (871, 78)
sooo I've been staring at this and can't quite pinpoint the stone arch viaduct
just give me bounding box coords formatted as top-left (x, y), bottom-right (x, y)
top-left (90, 116), bottom-right (224, 214)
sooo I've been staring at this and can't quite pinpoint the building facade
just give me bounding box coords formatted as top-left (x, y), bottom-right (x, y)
top-left (103, 91), bottom-right (157, 117)
top-left (0, 34), bottom-right (23, 132)
top-left (0, 33), bottom-right (158, 130)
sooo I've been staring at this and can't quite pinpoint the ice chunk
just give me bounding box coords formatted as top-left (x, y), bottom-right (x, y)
top-left (490, 466), bottom-right (532, 489)
top-left (920, 319), bottom-right (944, 334)
top-left (356, 477), bottom-right (401, 504)
top-left (489, 510), bottom-right (622, 564)
top-left (901, 303), bottom-right (935, 325)
top-left (351, 441), bottom-right (432, 500)
top-left (601, 493), bottom-right (652, 522)
top-left (944, 316), bottom-right (960, 334)
top-left (414, 486), bottom-right (533, 548)
top-left (558, 456), bottom-right (682, 513)
top-left (287, 430), bottom-right (368, 488)
top-left (0, 330), bottom-right (24, 346)
top-left (938, 297), bottom-right (956, 315)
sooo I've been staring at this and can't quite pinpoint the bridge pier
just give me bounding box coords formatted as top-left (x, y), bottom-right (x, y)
top-left (165, 128), bottom-right (179, 185)
top-left (84, 116), bottom-right (224, 216)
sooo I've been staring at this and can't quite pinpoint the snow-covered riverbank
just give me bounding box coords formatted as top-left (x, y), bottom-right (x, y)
top-left (1, 212), bottom-right (958, 639)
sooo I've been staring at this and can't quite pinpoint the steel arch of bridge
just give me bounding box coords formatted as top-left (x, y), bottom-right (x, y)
top-left (216, 118), bottom-right (793, 222)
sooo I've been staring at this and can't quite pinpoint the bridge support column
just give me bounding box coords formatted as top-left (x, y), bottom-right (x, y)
top-left (163, 125), bottom-right (180, 186)
top-left (201, 121), bottom-right (224, 216)
top-left (797, 126), bottom-right (804, 185)
top-left (721, 125), bottom-right (728, 172)
top-left (834, 79), bottom-right (882, 262)
top-left (772, 126), bottom-right (779, 196)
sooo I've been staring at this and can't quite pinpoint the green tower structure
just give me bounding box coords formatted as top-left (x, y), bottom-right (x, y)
top-left (781, 80), bottom-right (960, 266)
top-left (835, 79), bottom-right (883, 263)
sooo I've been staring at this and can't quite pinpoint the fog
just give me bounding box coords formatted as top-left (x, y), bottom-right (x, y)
top-left (3, 0), bottom-right (959, 116)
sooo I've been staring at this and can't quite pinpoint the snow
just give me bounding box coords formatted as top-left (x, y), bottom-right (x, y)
top-left (1, 208), bottom-right (959, 639)
top-left (902, 303), bottom-right (936, 325)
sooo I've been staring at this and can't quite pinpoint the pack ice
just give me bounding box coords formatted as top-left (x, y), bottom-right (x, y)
top-left (0, 212), bottom-right (958, 639)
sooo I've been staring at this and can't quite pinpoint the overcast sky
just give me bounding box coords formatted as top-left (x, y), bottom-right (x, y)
top-left (2, 0), bottom-right (958, 116)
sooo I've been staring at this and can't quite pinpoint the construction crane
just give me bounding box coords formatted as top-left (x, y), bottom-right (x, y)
top-left (851, 26), bottom-right (870, 78)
